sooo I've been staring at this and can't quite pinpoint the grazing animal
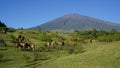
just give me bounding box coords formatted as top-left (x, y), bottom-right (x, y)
top-left (59, 38), bottom-right (65, 46)
top-left (0, 38), bottom-right (7, 49)
top-left (47, 40), bottom-right (57, 47)
top-left (15, 42), bottom-right (35, 51)
top-left (67, 40), bottom-right (75, 45)
top-left (15, 42), bottom-right (23, 50)
top-left (58, 41), bottom-right (65, 46)
top-left (47, 42), bottom-right (51, 47)
top-left (29, 43), bottom-right (35, 51)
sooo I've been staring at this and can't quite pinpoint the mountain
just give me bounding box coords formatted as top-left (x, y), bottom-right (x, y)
top-left (30, 13), bottom-right (120, 32)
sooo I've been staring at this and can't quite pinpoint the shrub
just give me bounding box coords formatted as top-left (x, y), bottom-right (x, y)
top-left (8, 28), bottom-right (16, 32)
top-left (23, 54), bottom-right (31, 61)
top-left (63, 43), bottom-right (84, 54)
top-left (0, 54), bottom-right (3, 62)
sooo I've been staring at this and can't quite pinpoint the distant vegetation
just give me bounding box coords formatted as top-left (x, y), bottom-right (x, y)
top-left (0, 21), bottom-right (17, 34)
top-left (0, 21), bottom-right (8, 35)
top-left (0, 21), bottom-right (7, 27)
top-left (74, 29), bottom-right (120, 42)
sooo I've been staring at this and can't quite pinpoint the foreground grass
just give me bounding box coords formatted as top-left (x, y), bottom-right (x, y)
top-left (38, 42), bottom-right (120, 68)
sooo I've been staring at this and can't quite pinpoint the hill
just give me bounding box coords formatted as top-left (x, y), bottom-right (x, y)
top-left (38, 42), bottom-right (120, 68)
top-left (0, 30), bottom-right (120, 68)
top-left (30, 13), bottom-right (120, 32)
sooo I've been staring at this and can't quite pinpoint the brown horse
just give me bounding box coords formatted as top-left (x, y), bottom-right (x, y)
top-left (46, 40), bottom-right (57, 47)
top-left (58, 41), bottom-right (65, 46)
top-left (15, 42), bottom-right (35, 51)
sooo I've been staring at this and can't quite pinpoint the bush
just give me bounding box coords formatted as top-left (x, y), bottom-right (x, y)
top-left (33, 52), bottom-right (49, 61)
top-left (8, 28), bottom-right (16, 32)
top-left (0, 54), bottom-right (3, 62)
top-left (97, 34), bottom-right (120, 42)
top-left (62, 43), bottom-right (84, 54)
top-left (0, 27), bottom-right (8, 34)
top-left (23, 54), bottom-right (31, 61)
top-left (68, 47), bottom-right (74, 54)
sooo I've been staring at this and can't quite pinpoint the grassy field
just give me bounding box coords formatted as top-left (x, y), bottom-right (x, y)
top-left (38, 42), bottom-right (120, 68)
top-left (0, 30), bottom-right (120, 68)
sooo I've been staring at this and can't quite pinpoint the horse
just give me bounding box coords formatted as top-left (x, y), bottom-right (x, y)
top-left (58, 41), bottom-right (65, 46)
top-left (46, 40), bottom-right (57, 47)
top-left (0, 38), bottom-right (7, 49)
top-left (15, 42), bottom-right (23, 50)
top-left (28, 43), bottom-right (35, 51)
top-left (15, 42), bottom-right (35, 51)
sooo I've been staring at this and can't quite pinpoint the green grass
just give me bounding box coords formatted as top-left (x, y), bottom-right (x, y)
top-left (0, 30), bottom-right (120, 68)
top-left (38, 42), bottom-right (120, 68)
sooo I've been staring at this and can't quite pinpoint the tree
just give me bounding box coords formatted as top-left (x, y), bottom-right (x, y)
top-left (0, 21), bottom-right (7, 27)
top-left (110, 28), bottom-right (117, 35)
top-left (0, 21), bottom-right (8, 34)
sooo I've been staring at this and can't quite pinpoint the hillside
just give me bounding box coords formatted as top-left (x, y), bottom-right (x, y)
top-left (38, 42), bottom-right (120, 68)
top-left (0, 30), bottom-right (120, 68)
top-left (30, 13), bottom-right (120, 32)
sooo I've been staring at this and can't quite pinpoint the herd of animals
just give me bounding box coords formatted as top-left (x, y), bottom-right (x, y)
top-left (0, 35), bottom-right (66, 52)
top-left (14, 35), bottom-right (35, 51)
top-left (0, 33), bottom-right (95, 52)
top-left (0, 35), bottom-right (35, 51)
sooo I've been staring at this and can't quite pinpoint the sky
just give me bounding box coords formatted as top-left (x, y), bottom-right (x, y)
top-left (0, 0), bottom-right (120, 28)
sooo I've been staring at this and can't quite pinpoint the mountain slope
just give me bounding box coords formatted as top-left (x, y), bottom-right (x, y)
top-left (30, 13), bottom-right (120, 32)
top-left (38, 42), bottom-right (120, 68)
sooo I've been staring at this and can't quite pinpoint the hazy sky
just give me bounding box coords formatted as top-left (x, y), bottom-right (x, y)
top-left (0, 0), bottom-right (120, 28)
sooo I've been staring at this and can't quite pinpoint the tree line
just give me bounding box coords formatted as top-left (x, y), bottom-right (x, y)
top-left (0, 21), bottom-right (18, 34)
top-left (74, 29), bottom-right (120, 42)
